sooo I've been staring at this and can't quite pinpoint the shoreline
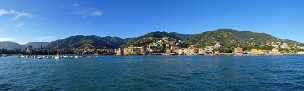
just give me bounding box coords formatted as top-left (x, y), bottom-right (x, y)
top-left (1, 53), bottom-right (304, 57)
top-left (1, 54), bottom-right (304, 60)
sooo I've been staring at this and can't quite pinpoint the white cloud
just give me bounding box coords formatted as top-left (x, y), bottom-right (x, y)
top-left (0, 9), bottom-right (12, 16)
top-left (0, 37), bottom-right (14, 41)
top-left (78, 8), bottom-right (104, 17)
top-left (90, 10), bottom-right (103, 16)
top-left (13, 12), bottom-right (32, 20)
top-left (0, 8), bottom-right (32, 20)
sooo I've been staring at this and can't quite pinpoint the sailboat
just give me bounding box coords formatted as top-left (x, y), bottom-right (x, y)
top-left (54, 41), bottom-right (61, 60)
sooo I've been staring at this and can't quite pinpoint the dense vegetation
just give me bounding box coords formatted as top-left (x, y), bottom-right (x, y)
top-left (124, 31), bottom-right (191, 47)
top-left (46, 35), bottom-right (124, 49)
top-left (186, 29), bottom-right (277, 52)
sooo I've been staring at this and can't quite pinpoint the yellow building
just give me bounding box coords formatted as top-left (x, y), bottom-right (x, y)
top-left (123, 46), bottom-right (145, 55)
top-left (198, 48), bottom-right (206, 55)
top-left (250, 49), bottom-right (259, 54)
top-left (186, 47), bottom-right (198, 55)
top-left (270, 48), bottom-right (280, 54)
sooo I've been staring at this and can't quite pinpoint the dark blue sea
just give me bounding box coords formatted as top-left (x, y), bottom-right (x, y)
top-left (1, 56), bottom-right (304, 91)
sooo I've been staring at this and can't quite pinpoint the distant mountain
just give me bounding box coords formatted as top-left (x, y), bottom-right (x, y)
top-left (24, 42), bottom-right (49, 48)
top-left (186, 29), bottom-right (303, 49)
top-left (46, 35), bottom-right (125, 49)
top-left (281, 39), bottom-right (304, 46)
top-left (0, 41), bottom-right (23, 50)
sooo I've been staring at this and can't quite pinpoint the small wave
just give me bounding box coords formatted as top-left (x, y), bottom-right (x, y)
top-left (165, 73), bottom-right (191, 80)
top-left (189, 72), bottom-right (206, 75)
top-left (0, 83), bottom-right (13, 91)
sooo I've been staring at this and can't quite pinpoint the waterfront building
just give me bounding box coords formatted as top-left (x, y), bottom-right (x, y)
top-left (214, 51), bottom-right (220, 54)
top-left (234, 47), bottom-right (244, 55)
top-left (72, 48), bottom-right (115, 55)
top-left (250, 49), bottom-right (259, 54)
top-left (298, 52), bottom-right (304, 54)
top-left (123, 45), bottom-right (146, 55)
top-left (250, 49), bottom-right (268, 55)
top-left (177, 48), bottom-right (186, 55)
top-left (176, 48), bottom-right (194, 55)
top-left (185, 46), bottom-right (198, 55)
top-left (171, 45), bottom-right (180, 54)
top-left (270, 48), bottom-right (280, 54)
top-left (115, 48), bottom-right (123, 55)
top-left (198, 48), bottom-right (206, 55)
top-left (71, 48), bottom-right (116, 55)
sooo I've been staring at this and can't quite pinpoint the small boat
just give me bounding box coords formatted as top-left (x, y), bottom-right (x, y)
top-left (63, 55), bottom-right (69, 58)
top-left (162, 53), bottom-right (171, 56)
top-left (54, 55), bottom-right (60, 60)
top-left (37, 56), bottom-right (43, 59)
top-left (19, 55), bottom-right (26, 58)
top-left (74, 55), bottom-right (80, 59)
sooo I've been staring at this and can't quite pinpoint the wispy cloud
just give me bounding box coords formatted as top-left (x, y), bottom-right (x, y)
top-left (67, 2), bottom-right (104, 17)
top-left (81, 8), bottom-right (104, 17)
top-left (0, 8), bottom-right (32, 20)
top-left (89, 10), bottom-right (103, 16)
top-left (0, 37), bottom-right (14, 41)
top-left (15, 23), bottom-right (25, 28)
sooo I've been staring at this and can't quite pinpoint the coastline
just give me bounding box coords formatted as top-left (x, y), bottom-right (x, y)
top-left (1, 53), bottom-right (304, 58)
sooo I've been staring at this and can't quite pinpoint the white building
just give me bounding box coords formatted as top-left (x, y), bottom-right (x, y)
top-left (214, 42), bottom-right (222, 49)
top-left (280, 43), bottom-right (289, 49)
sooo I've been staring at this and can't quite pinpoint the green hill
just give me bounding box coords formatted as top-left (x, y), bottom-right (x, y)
top-left (46, 35), bottom-right (124, 49)
top-left (186, 29), bottom-right (303, 52)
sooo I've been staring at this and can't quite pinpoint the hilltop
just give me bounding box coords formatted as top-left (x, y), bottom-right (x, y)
top-left (0, 41), bottom-right (23, 50)
top-left (124, 31), bottom-right (193, 47)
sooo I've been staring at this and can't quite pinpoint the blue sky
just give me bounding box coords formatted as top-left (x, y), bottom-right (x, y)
top-left (0, 0), bottom-right (303, 44)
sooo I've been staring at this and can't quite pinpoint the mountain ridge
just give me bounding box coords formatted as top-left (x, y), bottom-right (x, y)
top-left (46, 35), bottom-right (125, 49)
top-left (0, 29), bottom-right (303, 50)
